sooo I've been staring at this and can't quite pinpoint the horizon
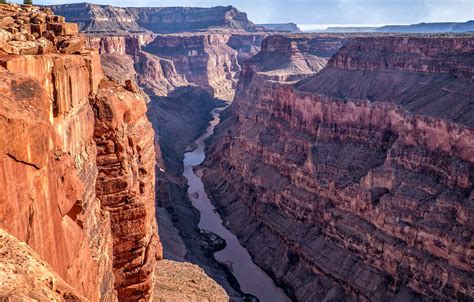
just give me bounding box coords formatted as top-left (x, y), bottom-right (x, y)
top-left (9, 0), bottom-right (474, 25)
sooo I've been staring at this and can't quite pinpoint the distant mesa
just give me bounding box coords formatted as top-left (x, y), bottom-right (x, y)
top-left (376, 20), bottom-right (474, 33)
top-left (319, 20), bottom-right (474, 33)
top-left (49, 3), bottom-right (257, 34)
top-left (257, 23), bottom-right (302, 33)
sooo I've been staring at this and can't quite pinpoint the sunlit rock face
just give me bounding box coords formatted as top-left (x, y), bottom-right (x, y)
top-left (0, 4), bottom-right (161, 301)
top-left (91, 80), bottom-right (162, 300)
top-left (49, 3), bottom-right (257, 34)
top-left (202, 34), bottom-right (474, 301)
top-left (0, 7), bottom-right (112, 299)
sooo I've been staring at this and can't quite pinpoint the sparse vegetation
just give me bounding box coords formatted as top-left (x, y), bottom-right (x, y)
top-left (0, 0), bottom-right (8, 4)
top-left (23, 0), bottom-right (32, 5)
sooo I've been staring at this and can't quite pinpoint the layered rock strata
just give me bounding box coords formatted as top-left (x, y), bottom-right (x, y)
top-left (85, 31), bottom-right (268, 101)
top-left (203, 35), bottom-right (474, 301)
top-left (86, 34), bottom-right (187, 98)
top-left (145, 32), bottom-right (240, 100)
top-left (50, 3), bottom-right (257, 34)
top-left (0, 4), bottom-right (161, 301)
top-left (0, 40), bottom-right (113, 302)
top-left (243, 34), bottom-right (346, 82)
top-left (91, 80), bottom-right (162, 300)
top-left (296, 35), bottom-right (474, 125)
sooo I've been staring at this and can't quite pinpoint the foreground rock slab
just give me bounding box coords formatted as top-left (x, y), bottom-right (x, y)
top-left (0, 228), bottom-right (87, 301)
top-left (153, 260), bottom-right (228, 302)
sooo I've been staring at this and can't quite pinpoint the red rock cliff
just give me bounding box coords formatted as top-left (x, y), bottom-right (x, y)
top-left (203, 34), bottom-right (474, 301)
top-left (91, 80), bottom-right (162, 300)
top-left (0, 4), bottom-right (160, 301)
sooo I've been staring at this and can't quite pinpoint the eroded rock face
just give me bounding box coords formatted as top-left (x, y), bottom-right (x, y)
top-left (227, 33), bottom-right (268, 65)
top-left (91, 80), bottom-right (163, 300)
top-left (0, 44), bottom-right (114, 302)
top-left (93, 30), bottom-right (269, 101)
top-left (135, 51), bottom-right (188, 97)
top-left (202, 35), bottom-right (474, 301)
top-left (242, 34), bottom-right (346, 82)
top-left (296, 36), bottom-right (474, 126)
top-left (50, 3), bottom-right (257, 34)
top-left (145, 33), bottom-right (240, 100)
top-left (86, 34), bottom-right (187, 99)
top-left (0, 5), bottom-right (161, 301)
top-left (86, 35), bottom-right (143, 56)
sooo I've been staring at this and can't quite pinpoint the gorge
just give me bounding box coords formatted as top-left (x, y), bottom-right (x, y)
top-left (183, 107), bottom-right (290, 302)
top-left (202, 34), bottom-right (474, 301)
top-left (0, 2), bottom-right (473, 302)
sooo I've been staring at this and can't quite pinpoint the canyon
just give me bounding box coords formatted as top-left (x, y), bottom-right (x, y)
top-left (202, 34), bottom-right (474, 301)
top-left (0, 2), bottom-right (473, 302)
top-left (0, 3), bottom-right (226, 301)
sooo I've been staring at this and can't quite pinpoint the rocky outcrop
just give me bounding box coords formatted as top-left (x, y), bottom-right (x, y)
top-left (0, 4), bottom-right (83, 55)
top-left (50, 3), bottom-right (257, 34)
top-left (91, 80), bottom-right (162, 300)
top-left (0, 4), bottom-right (160, 301)
top-left (152, 260), bottom-right (228, 301)
top-left (202, 35), bottom-right (474, 301)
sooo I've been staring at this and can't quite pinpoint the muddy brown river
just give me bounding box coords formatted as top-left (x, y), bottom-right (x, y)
top-left (183, 108), bottom-right (291, 302)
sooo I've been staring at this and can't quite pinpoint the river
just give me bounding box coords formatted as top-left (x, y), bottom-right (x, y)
top-left (182, 107), bottom-right (291, 302)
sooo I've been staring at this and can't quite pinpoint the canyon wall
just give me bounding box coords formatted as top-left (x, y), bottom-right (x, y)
top-left (227, 33), bottom-right (268, 65)
top-left (203, 34), bottom-right (474, 301)
top-left (85, 34), bottom-right (187, 98)
top-left (50, 3), bottom-right (257, 34)
top-left (0, 4), bottom-right (161, 300)
top-left (144, 33), bottom-right (240, 100)
top-left (84, 23), bottom-right (271, 299)
top-left (85, 30), bottom-right (268, 102)
top-left (242, 34), bottom-right (346, 82)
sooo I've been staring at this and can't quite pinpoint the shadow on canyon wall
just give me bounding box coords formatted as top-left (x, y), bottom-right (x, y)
top-left (145, 86), bottom-right (247, 299)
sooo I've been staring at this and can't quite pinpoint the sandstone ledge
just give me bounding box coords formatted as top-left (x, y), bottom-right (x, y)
top-left (0, 228), bottom-right (86, 301)
top-left (153, 260), bottom-right (228, 302)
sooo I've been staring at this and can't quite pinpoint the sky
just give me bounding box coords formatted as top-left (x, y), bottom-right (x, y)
top-left (23, 0), bottom-right (474, 25)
